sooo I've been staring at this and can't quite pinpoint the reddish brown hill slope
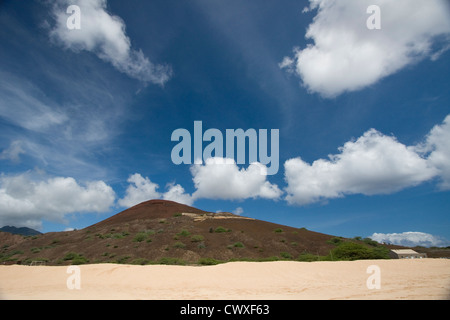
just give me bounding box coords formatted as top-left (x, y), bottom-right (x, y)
top-left (1, 200), bottom-right (409, 265)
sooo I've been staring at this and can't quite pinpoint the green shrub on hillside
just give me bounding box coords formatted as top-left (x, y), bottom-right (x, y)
top-left (297, 253), bottom-right (320, 262)
top-left (63, 252), bottom-right (89, 265)
top-left (198, 258), bottom-right (223, 265)
top-left (63, 252), bottom-right (78, 260)
top-left (130, 258), bottom-right (150, 265)
top-left (173, 241), bottom-right (186, 249)
top-left (133, 233), bottom-right (147, 242)
top-left (157, 257), bottom-right (187, 265)
top-left (191, 235), bottom-right (204, 242)
top-left (214, 226), bottom-right (231, 233)
top-left (72, 256), bottom-right (89, 265)
top-left (233, 242), bottom-right (244, 248)
top-left (327, 237), bottom-right (344, 245)
top-left (363, 237), bottom-right (380, 246)
top-left (330, 242), bottom-right (389, 261)
top-left (177, 229), bottom-right (191, 237)
top-left (280, 252), bottom-right (292, 259)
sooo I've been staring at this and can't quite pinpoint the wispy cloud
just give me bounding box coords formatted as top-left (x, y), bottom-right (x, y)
top-left (0, 71), bottom-right (68, 133)
top-left (0, 67), bottom-right (128, 179)
top-left (0, 141), bottom-right (25, 163)
top-left (0, 7), bottom-right (138, 180)
top-left (49, 0), bottom-right (172, 85)
top-left (191, 0), bottom-right (300, 130)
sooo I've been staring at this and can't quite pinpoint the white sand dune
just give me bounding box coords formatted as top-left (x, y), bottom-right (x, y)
top-left (1, 259), bottom-right (449, 300)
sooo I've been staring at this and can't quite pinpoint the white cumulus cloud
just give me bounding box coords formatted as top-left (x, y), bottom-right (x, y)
top-left (191, 157), bottom-right (282, 201)
top-left (284, 128), bottom-right (438, 206)
top-left (162, 182), bottom-right (194, 207)
top-left (118, 173), bottom-right (161, 208)
top-left (281, 0), bottom-right (450, 97)
top-left (118, 173), bottom-right (193, 207)
top-left (370, 231), bottom-right (450, 247)
top-left (285, 115), bottom-right (450, 205)
top-left (0, 173), bottom-right (116, 230)
top-left (119, 159), bottom-right (282, 208)
top-left (416, 115), bottom-right (450, 190)
top-left (50, 0), bottom-right (172, 85)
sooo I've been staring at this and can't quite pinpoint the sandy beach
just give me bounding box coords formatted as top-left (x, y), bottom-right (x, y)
top-left (1, 259), bottom-right (449, 300)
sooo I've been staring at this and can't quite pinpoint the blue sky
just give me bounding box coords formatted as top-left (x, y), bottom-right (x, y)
top-left (1, 0), bottom-right (449, 247)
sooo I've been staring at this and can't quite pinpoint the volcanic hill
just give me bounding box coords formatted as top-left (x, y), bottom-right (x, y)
top-left (0, 199), bottom-right (413, 265)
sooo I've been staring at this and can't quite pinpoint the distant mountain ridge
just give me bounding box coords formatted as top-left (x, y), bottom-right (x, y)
top-left (0, 226), bottom-right (42, 236)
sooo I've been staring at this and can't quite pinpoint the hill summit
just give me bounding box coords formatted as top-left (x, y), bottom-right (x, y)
top-left (90, 199), bottom-right (208, 227)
